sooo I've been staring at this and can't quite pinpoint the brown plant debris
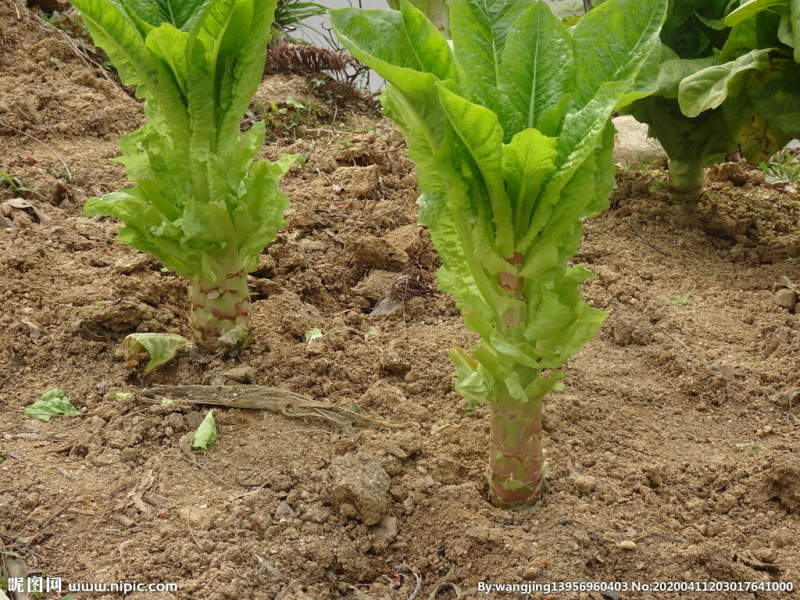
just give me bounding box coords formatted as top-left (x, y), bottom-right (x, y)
top-left (136, 385), bottom-right (415, 430)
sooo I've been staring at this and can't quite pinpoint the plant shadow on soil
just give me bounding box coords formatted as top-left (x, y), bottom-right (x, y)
top-left (1, 4), bottom-right (799, 599)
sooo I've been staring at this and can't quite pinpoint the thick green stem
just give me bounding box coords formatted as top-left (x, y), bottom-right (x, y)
top-left (668, 157), bottom-right (706, 208)
top-left (489, 385), bottom-right (546, 509)
top-left (188, 250), bottom-right (251, 349)
top-left (488, 252), bottom-right (546, 508)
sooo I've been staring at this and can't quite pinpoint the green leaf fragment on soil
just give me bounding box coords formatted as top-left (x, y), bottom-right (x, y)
top-left (304, 328), bottom-right (323, 343)
top-left (24, 389), bottom-right (80, 422)
top-left (193, 410), bottom-right (218, 451)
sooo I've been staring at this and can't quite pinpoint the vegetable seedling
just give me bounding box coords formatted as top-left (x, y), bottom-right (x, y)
top-left (332, 0), bottom-right (666, 508)
top-left (72, 0), bottom-right (295, 350)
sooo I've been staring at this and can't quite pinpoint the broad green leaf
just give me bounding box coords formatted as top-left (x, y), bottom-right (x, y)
top-left (498, 2), bottom-right (572, 133)
top-left (656, 53), bottom-right (718, 98)
top-left (145, 23), bottom-right (190, 99)
top-left (330, 2), bottom-right (457, 83)
top-left (502, 128), bottom-right (558, 240)
top-left (518, 79), bottom-right (628, 254)
top-left (122, 0), bottom-right (211, 29)
top-left (792, 0), bottom-right (800, 60)
top-left (746, 59), bottom-right (800, 135)
top-left (678, 48), bottom-right (771, 116)
top-left (215, 0), bottom-right (277, 151)
top-left (192, 410), bottom-right (218, 450)
top-left (571, 0), bottom-right (667, 104)
top-left (71, 0), bottom-right (190, 140)
top-left (725, 0), bottom-right (787, 27)
top-left (122, 333), bottom-right (195, 371)
top-left (386, 0), bottom-right (450, 36)
top-left (185, 0), bottom-right (239, 162)
top-left (24, 389), bottom-right (80, 422)
top-left (436, 82), bottom-right (513, 256)
top-left (778, 11), bottom-right (794, 45)
top-left (449, 0), bottom-right (527, 103)
top-left (720, 8), bottom-right (782, 63)
top-left (330, 2), bottom-right (456, 142)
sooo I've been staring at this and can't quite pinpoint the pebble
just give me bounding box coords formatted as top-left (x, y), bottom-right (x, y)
top-left (617, 540), bottom-right (637, 550)
top-left (89, 416), bottom-right (107, 432)
top-left (775, 288), bottom-right (797, 311)
top-left (573, 475), bottom-right (598, 495)
top-left (274, 501), bottom-right (295, 522)
top-left (385, 443), bottom-right (408, 460)
top-left (329, 454), bottom-right (391, 526)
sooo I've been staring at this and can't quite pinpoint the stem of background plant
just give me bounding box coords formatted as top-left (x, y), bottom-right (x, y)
top-left (667, 157), bottom-right (705, 209)
top-left (188, 248), bottom-right (251, 349)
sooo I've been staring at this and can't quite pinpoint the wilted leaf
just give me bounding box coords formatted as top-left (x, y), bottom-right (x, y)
top-left (122, 333), bottom-right (195, 372)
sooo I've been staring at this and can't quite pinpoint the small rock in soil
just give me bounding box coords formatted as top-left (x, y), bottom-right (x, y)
top-left (332, 165), bottom-right (380, 198)
top-left (573, 475), bottom-right (598, 495)
top-left (223, 365), bottom-right (255, 383)
top-left (382, 224), bottom-right (422, 256)
top-left (329, 454), bottom-right (391, 526)
top-left (354, 235), bottom-right (409, 271)
top-left (371, 515), bottom-right (398, 550)
top-left (384, 443), bottom-right (408, 460)
top-left (352, 270), bottom-right (398, 302)
top-left (274, 501), bottom-right (295, 522)
top-left (775, 288), bottom-right (797, 311)
top-left (380, 341), bottom-right (412, 375)
top-left (520, 565), bottom-right (539, 580)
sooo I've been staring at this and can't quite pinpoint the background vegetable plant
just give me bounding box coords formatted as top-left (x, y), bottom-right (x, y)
top-left (623, 0), bottom-right (800, 206)
top-left (332, 0), bottom-right (666, 508)
top-left (72, 0), bottom-right (293, 350)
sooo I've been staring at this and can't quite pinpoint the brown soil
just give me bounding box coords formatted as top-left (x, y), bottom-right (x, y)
top-left (1, 4), bottom-right (799, 600)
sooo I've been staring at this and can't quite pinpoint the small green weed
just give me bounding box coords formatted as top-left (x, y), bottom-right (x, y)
top-left (254, 99), bottom-right (315, 141)
top-left (38, 9), bottom-right (91, 39)
top-left (759, 149), bottom-right (800, 184)
top-left (0, 169), bottom-right (42, 198)
top-left (667, 291), bottom-right (693, 306)
top-left (272, 0), bottom-right (327, 41)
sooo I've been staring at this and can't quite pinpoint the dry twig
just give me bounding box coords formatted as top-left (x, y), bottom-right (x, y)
top-left (137, 385), bottom-right (414, 430)
top-left (0, 121), bottom-right (72, 179)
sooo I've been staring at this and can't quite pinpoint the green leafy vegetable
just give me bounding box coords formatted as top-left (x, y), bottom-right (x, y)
top-left (192, 410), bottom-right (218, 450)
top-left (72, 0), bottom-right (294, 349)
top-left (24, 389), bottom-right (80, 422)
top-left (122, 333), bottom-right (195, 372)
top-left (332, 0), bottom-right (666, 508)
top-left (624, 0), bottom-right (800, 206)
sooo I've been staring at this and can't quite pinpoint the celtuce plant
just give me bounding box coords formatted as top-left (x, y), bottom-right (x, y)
top-left (624, 0), bottom-right (800, 206)
top-left (72, 0), bottom-right (293, 349)
top-left (332, 0), bottom-right (666, 508)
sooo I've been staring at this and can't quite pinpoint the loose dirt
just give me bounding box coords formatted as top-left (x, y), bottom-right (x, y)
top-left (1, 3), bottom-right (799, 600)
